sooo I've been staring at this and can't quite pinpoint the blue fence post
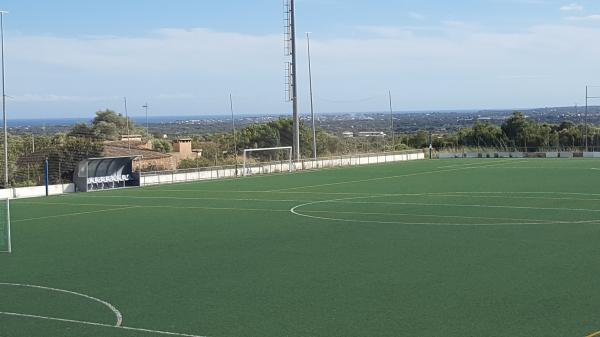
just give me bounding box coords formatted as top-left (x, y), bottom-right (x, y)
top-left (44, 158), bottom-right (49, 196)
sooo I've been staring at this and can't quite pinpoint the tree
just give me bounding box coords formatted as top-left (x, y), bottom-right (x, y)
top-left (408, 130), bottom-right (429, 148)
top-left (68, 123), bottom-right (95, 138)
top-left (152, 139), bottom-right (172, 153)
top-left (91, 110), bottom-right (134, 140)
top-left (501, 112), bottom-right (530, 148)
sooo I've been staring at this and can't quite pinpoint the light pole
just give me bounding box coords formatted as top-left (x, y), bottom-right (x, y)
top-left (586, 86), bottom-right (600, 152)
top-left (1, 11), bottom-right (7, 189)
top-left (142, 103), bottom-right (149, 135)
top-left (124, 97), bottom-right (130, 151)
top-left (230, 93), bottom-right (238, 174)
top-left (306, 32), bottom-right (317, 161)
top-left (388, 90), bottom-right (394, 151)
top-left (1, 10), bottom-right (10, 253)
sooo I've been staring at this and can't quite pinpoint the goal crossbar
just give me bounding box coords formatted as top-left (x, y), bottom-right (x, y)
top-left (242, 146), bottom-right (293, 177)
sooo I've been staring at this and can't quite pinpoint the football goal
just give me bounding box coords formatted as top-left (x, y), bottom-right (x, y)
top-left (243, 146), bottom-right (293, 177)
top-left (0, 198), bottom-right (11, 253)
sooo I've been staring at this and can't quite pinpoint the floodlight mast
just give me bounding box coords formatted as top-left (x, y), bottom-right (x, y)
top-left (306, 32), bottom-right (317, 161)
top-left (388, 90), bottom-right (394, 151)
top-left (285, 0), bottom-right (300, 161)
top-left (585, 86), bottom-right (600, 152)
top-left (1, 10), bottom-right (10, 253)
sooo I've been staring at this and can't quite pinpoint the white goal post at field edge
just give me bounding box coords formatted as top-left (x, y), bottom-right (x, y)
top-left (0, 198), bottom-right (11, 253)
top-left (242, 146), bottom-right (293, 177)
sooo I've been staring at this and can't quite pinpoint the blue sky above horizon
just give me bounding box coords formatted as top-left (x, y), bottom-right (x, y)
top-left (2, 0), bottom-right (600, 118)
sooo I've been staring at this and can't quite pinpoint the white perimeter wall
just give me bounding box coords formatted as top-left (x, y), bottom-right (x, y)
top-left (0, 152), bottom-right (424, 199)
top-left (141, 152), bottom-right (425, 186)
top-left (0, 183), bottom-right (75, 200)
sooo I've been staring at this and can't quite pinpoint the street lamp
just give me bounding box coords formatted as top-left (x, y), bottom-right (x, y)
top-left (142, 103), bottom-right (149, 135)
top-left (306, 32), bottom-right (317, 161)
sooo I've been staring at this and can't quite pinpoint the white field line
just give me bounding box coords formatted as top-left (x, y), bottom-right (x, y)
top-left (18, 199), bottom-right (594, 226)
top-left (0, 312), bottom-right (204, 337)
top-left (0, 283), bottom-right (122, 326)
top-left (327, 200), bottom-right (600, 213)
top-left (300, 210), bottom-right (550, 223)
top-left (134, 189), bottom-right (600, 201)
top-left (13, 201), bottom-right (292, 223)
top-left (270, 159), bottom-right (525, 192)
top-left (290, 195), bottom-right (600, 227)
top-left (13, 206), bottom-right (140, 223)
top-left (291, 207), bottom-right (599, 227)
top-left (431, 193), bottom-right (600, 202)
top-left (78, 195), bottom-right (311, 203)
top-left (138, 190), bottom-right (600, 203)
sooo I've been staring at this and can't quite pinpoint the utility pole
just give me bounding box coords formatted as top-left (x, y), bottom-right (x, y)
top-left (306, 32), bottom-right (317, 161)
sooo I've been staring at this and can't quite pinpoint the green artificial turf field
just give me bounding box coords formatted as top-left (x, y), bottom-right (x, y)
top-left (2, 158), bottom-right (600, 337)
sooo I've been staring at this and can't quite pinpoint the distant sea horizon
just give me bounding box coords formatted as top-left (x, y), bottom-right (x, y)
top-left (7, 106), bottom-right (590, 127)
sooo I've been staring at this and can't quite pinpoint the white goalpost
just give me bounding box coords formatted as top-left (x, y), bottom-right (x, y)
top-left (0, 198), bottom-right (11, 253)
top-left (242, 146), bottom-right (293, 177)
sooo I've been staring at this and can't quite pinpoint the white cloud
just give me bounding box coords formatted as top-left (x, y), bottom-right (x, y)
top-left (565, 14), bottom-right (600, 21)
top-left (560, 3), bottom-right (584, 11)
top-left (6, 23), bottom-right (600, 117)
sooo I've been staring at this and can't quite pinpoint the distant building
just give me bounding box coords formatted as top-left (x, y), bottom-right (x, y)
top-left (120, 134), bottom-right (144, 143)
top-left (173, 138), bottom-right (193, 158)
top-left (342, 131), bottom-right (355, 138)
top-left (103, 141), bottom-right (175, 172)
top-left (171, 138), bottom-right (201, 163)
top-left (358, 131), bottom-right (386, 138)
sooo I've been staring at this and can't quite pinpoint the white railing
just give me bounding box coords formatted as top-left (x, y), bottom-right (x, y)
top-left (437, 151), bottom-right (600, 159)
top-left (140, 150), bottom-right (425, 186)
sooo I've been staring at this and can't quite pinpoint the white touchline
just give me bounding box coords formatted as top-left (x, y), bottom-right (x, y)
top-left (0, 312), bottom-right (205, 337)
top-left (0, 283), bottom-right (122, 326)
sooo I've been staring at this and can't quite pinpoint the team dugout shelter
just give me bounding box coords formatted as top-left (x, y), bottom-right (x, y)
top-left (74, 156), bottom-right (140, 192)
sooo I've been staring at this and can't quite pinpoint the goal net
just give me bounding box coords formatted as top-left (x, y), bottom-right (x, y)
top-left (243, 147), bottom-right (293, 177)
top-left (0, 198), bottom-right (11, 253)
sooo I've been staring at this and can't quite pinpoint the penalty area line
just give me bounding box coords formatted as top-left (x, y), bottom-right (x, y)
top-left (0, 311), bottom-right (205, 337)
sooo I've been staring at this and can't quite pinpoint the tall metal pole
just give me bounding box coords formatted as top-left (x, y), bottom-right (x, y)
top-left (142, 103), bottom-right (149, 135)
top-left (230, 93), bottom-right (238, 174)
top-left (1, 11), bottom-right (10, 253)
top-left (388, 90), bottom-right (394, 151)
top-left (290, 0), bottom-right (300, 161)
top-left (586, 86), bottom-right (589, 152)
top-left (306, 32), bottom-right (317, 161)
top-left (124, 97), bottom-right (130, 151)
top-left (1, 12), bottom-right (7, 190)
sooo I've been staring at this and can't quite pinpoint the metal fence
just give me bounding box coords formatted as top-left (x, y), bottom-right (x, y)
top-left (140, 150), bottom-right (425, 186)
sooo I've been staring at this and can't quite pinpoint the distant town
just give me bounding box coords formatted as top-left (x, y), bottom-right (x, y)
top-left (7, 105), bottom-right (600, 138)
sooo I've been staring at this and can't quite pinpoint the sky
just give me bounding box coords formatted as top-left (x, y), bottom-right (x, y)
top-left (2, 0), bottom-right (600, 119)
